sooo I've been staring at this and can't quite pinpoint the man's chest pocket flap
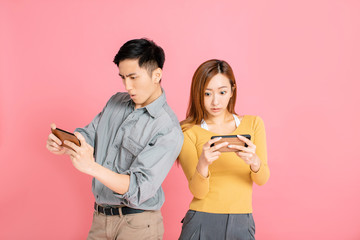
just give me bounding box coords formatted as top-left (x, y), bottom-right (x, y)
top-left (122, 137), bottom-right (144, 157)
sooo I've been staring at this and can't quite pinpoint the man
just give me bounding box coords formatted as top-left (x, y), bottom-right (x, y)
top-left (46, 38), bottom-right (184, 239)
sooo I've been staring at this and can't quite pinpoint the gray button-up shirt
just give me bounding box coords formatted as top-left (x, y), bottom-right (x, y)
top-left (75, 90), bottom-right (184, 210)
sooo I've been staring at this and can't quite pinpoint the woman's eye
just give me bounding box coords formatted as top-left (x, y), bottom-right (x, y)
top-left (130, 76), bottom-right (137, 80)
top-left (220, 91), bottom-right (226, 95)
top-left (205, 92), bottom-right (211, 96)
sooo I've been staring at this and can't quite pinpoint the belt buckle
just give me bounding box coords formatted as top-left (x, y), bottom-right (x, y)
top-left (110, 208), bottom-right (114, 215)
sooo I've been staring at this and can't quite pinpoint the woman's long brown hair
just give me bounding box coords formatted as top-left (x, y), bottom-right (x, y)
top-left (181, 59), bottom-right (237, 132)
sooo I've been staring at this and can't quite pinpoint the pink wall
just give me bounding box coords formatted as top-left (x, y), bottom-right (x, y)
top-left (1, 0), bottom-right (360, 239)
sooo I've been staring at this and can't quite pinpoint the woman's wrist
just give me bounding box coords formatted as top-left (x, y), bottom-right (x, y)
top-left (196, 161), bottom-right (209, 178)
top-left (250, 157), bottom-right (261, 173)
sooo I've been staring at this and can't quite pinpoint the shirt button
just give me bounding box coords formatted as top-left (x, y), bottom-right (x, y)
top-left (96, 195), bottom-right (99, 199)
top-left (106, 161), bottom-right (110, 165)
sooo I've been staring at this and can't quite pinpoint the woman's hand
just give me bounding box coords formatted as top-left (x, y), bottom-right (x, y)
top-left (228, 135), bottom-right (261, 172)
top-left (197, 137), bottom-right (228, 177)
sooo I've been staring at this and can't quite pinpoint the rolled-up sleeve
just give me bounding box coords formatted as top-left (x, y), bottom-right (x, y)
top-left (75, 113), bottom-right (101, 147)
top-left (74, 94), bottom-right (119, 147)
top-left (114, 127), bottom-right (184, 208)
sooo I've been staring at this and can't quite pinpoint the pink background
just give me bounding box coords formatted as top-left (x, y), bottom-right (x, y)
top-left (1, 0), bottom-right (360, 239)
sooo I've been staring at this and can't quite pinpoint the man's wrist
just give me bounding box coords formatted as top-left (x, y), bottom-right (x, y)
top-left (86, 161), bottom-right (100, 177)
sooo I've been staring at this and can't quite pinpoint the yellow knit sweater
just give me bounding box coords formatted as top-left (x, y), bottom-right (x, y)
top-left (179, 115), bottom-right (270, 214)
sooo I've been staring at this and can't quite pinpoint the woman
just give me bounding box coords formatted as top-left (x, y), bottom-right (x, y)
top-left (178, 59), bottom-right (270, 240)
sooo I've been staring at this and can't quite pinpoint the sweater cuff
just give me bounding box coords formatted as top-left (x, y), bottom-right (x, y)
top-left (189, 168), bottom-right (211, 199)
top-left (250, 162), bottom-right (262, 174)
top-left (190, 168), bottom-right (210, 187)
top-left (194, 168), bottom-right (211, 180)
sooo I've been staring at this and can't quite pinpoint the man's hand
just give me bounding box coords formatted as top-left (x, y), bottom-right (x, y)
top-left (64, 132), bottom-right (98, 176)
top-left (51, 130), bottom-right (129, 194)
top-left (46, 123), bottom-right (66, 155)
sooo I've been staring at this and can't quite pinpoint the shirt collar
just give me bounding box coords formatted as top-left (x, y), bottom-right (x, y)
top-left (126, 88), bottom-right (166, 118)
top-left (145, 89), bottom-right (166, 118)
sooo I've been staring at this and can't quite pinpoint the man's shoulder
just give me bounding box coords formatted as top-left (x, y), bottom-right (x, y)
top-left (110, 92), bottom-right (131, 103)
top-left (105, 92), bottom-right (131, 107)
top-left (150, 102), bottom-right (182, 137)
top-left (160, 103), bottom-right (181, 124)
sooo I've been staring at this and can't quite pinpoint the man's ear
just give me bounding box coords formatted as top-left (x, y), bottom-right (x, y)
top-left (152, 68), bottom-right (162, 83)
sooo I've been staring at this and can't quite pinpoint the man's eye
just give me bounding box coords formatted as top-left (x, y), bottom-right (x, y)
top-left (205, 92), bottom-right (211, 96)
top-left (130, 76), bottom-right (137, 80)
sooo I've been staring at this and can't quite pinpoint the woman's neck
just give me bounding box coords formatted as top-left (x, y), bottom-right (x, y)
top-left (204, 111), bottom-right (233, 125)
top-left (203, 111), bottom-right (237, 134)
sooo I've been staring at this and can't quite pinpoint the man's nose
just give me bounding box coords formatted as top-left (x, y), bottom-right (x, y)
top-left (123, 78), bottom-right (132, 91)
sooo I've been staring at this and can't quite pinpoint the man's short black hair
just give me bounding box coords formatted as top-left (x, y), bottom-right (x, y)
top-left (113, 38), bottom-right (165, 74)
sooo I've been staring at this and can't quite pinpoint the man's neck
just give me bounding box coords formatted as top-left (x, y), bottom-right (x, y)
top-left (134, 86), bottom-right (162, 109)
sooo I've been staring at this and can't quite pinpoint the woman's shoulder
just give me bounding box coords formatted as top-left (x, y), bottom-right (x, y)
top-left (181, 123), bottom-right (201, 135)
top-left (237, 115), bottom-right (265, 129)
top-left (237, 114), bottom-right (264, 122)
top-left (182, 124), bottom-right (209, 142)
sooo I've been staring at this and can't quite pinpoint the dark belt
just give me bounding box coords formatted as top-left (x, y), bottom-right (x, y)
top-left (94, 203), bottom-right (145, 216)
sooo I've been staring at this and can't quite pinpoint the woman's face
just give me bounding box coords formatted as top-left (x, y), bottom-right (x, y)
top-left (203, 73), bottom-right (233, 118)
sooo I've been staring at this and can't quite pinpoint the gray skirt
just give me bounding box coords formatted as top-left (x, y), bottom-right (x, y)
top-left (179, 210), bottom-right (255, 240)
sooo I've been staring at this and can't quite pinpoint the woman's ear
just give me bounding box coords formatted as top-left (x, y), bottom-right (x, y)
top-left (152, 68), bottom-right (162, 83)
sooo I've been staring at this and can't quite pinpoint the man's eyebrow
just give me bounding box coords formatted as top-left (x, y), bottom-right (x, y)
top-left (118, 73), bottom-right (137, 78)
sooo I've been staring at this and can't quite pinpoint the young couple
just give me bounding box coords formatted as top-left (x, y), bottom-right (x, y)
top-left (46, 38), bottom-right (270, 240)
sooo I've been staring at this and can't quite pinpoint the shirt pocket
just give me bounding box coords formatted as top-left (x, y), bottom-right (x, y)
top-left (120, 137), bottom-right (145, 170)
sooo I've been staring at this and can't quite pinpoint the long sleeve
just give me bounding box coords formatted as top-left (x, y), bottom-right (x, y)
top-left (250, 116), bottom-right (270, 185)
top-left (179, 130), bottom-right (210, 199)
top-left (75, 113), bottom-right (101, 147)
top-left (74, 94), bottom-right (119, 148)
top-left (114, 127), bottom-right (184, 207)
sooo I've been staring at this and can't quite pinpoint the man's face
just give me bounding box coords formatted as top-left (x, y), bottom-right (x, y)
top-left (118, 59), bottom-right (162, 109)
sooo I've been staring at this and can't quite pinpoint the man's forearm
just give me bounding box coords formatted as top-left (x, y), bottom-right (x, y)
top-left (88, 163), bottom-right (130, 195)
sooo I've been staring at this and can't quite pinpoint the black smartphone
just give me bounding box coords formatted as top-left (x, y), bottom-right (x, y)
top-left (210, 134), bottom-right (251, 152)
top-left (51, 127), bottom-right (81, 149)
